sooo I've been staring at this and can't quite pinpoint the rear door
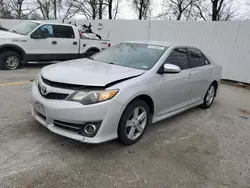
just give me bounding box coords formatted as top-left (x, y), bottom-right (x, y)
top-left (52, 25), bottom-right (79, 60)
top-left (187, 48), bottom-right (213, 102)
top-left (154, 48), bottom-right (194, 116)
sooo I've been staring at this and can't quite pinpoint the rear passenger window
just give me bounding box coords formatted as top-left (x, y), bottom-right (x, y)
top-left (189, 48), bottom-right (206, 68)
top-left (52, 25), bottom-right (75, 38)
top-left (165, 48), bottom-right (188, 70)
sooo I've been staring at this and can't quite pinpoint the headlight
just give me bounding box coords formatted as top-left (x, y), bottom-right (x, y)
top-left (68, 89), bottom-right (119, 105)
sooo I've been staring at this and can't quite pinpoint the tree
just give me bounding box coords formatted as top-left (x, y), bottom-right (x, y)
top-left (104, 0), bottom-right (121, 19)
top-left (157, 0), bottom-right (198, 20)
top-left (211, 0), bottom-right (224, 20)
top-left (98, 0), bottom-right (104, 19)
top-left (132, 0), bottom-right (151, 20)
top-left (62, 1), bottom-right (77, 19)
top-left (37, 0), bottom-right (52, 19)
top-left (170, 0), bottom-right (194, 20)
top-left (0, 0), bottom-right (13, 18)
top-left (193, 0), bottom-right (238, 21)
top-left (8, 0), bottom-right (37, 19)
top-left (67, 0), bottom-right (98, 19)
top-left (158, 0), bottom-right (238, 21)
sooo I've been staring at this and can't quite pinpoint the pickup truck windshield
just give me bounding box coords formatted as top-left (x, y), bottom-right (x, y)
top-left (92, 43), bottom-right (167, 70)
top-left (10, 22), bottom-right (40, 35)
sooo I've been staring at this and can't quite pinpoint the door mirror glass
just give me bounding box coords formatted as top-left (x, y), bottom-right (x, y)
top-left (163, 63), bottom-right (181, 74)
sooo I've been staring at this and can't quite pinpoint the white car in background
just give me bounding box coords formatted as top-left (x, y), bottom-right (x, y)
top-left (31, 41), bottom-right (222, 145)
top-left (0, 21), bottom-right (111, 70)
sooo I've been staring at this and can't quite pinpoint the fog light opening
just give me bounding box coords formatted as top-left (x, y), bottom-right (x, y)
top-left (84, 124), bottom-right (97, 135)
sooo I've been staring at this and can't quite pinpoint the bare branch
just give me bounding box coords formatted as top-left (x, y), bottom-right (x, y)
top-left (132, 0), bottom-right (151, 20)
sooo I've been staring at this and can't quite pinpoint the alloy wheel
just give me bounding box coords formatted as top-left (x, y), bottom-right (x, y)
top-left (125, 107), bottom-right (147, 140)
top-left (206, 85), bottom-right (215, 106)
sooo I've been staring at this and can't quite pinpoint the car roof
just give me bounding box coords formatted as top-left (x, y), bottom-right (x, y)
top-left (127, 40), bottom-right (195, 48)
top-left (31, 21), bottom-right (74, 27)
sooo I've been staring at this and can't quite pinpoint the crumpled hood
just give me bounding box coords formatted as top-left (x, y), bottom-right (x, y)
top-left (41, 59), bottom-right (145, 87)
top-left (0, 31), bottom-right (23, 39)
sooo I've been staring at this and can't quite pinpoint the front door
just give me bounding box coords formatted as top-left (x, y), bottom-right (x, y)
top-left (26, 24), bottom-right (58, 61)
top-left (153, 48), bottom-right (194, 117)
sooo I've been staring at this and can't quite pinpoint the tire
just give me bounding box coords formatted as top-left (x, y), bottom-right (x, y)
top-left (118, 100), bottom-right (150, 145)
top-left (200, 83), bottom-right (216, 109)
top-left (85, 49), bottom-right (99, 57)
top-left (0, 51), bottom-right (21, 70)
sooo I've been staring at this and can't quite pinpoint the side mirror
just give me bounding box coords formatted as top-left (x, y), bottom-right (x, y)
top-left (158, 63), bottom-right (181, 74)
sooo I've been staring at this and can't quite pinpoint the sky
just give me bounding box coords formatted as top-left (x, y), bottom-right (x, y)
top-left (116, 0), bottom-right (249, 20)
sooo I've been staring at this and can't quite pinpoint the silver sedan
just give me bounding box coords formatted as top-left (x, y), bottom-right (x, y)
top-left (31, 41), bottom-right (222, 145)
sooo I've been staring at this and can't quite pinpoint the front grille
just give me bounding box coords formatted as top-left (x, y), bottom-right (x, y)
top-left (42, 76), bottom-right (84, 90)
top-left (38, 83), bottom-right (69, 100)
top-left (54, 120), bottom-right (85, 132)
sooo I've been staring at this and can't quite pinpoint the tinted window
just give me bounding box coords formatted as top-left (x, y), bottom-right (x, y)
top-left (165, 48), bottom-right (188, 70)
top-left (189, 48), bottom-right (206, 68)
top-left (52, 25), bottom-right (75, 38)
top-left (92, 43), bottom-right (167, 70)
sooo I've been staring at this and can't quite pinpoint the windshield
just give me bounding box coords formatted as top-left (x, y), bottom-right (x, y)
top-left (92, 43), bottom-right (167, 70)
top-left (10, 22), bottom-right (40, 35)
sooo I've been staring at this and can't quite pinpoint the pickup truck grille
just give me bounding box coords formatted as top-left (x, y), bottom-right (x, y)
top-left (42, 76), bottom-right (84, 90)
top-left (38, 83), bottom-right (69, 100)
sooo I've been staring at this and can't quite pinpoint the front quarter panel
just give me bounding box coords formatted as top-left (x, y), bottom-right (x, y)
top-left (112, 75), bottom-right (154, 107)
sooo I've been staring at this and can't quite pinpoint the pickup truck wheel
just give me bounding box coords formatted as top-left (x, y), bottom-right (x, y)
top-left (0, 51), bottom-right (21, 70)
top-left (85, 49), bottom-right (99, 57)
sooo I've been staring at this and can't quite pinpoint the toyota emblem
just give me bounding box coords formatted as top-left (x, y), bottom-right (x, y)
top-left (41, 85), bottom-right (48, 95)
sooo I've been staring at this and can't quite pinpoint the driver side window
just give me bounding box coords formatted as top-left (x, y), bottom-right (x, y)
top-left (165, 48), bottom-right (189, 70)
top-left (33, 24), bottom-right (53, 38)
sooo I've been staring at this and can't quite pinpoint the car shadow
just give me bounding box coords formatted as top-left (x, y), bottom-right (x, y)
top-left (31, 103), bottom-right (217, 157)
top-left (21, 62), bottom-right (54, 69)
top-left (42, 107), bottom-right (202, 152)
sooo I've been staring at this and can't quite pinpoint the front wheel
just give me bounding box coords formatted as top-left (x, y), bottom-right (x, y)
top-left (200, 84), bottom-right (216, 109)
top-left (118, 100), bottom-right (150, 145)
top-left (0, 51), bottom-right (21, 70)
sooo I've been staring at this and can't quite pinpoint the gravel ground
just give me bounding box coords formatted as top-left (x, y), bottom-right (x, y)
top-left (0, 64), bottom-right (250, 188)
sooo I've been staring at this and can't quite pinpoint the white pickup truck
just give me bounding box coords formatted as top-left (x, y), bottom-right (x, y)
top-left (0, 21), bottom-right (111, 70)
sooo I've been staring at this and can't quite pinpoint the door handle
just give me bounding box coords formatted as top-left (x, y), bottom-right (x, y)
top-left (188, 73), bottom-right (192, 79)
top-left (52, 41), bottom-right (57, 45)
top-left (73, 42), bottom-right (77, 45)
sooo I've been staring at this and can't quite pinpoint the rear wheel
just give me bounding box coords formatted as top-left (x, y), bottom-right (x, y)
top-left (118, 100), bottom-right (149, 145)
top-left (85, 49), bottom-right (100, 57)
top-left (200, 84), bottom-right (216, 109)
top-left (0, 51), bottom-right (21, 70)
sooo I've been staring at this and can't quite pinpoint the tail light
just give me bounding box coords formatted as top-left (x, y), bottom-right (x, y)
top-left (108, 43), bottom-right (111, 47)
